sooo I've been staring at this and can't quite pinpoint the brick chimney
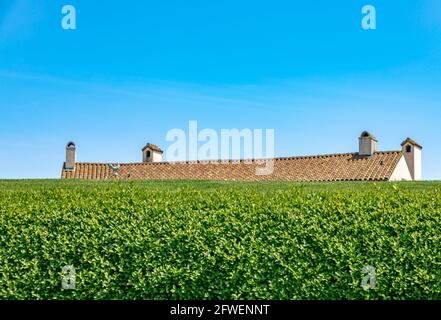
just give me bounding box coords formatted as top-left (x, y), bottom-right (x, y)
top-left (359, 131), bottom-right (377, 156)
top-left (65, 142), bottom-right (76, 170)
top-left (142, 143), bottom-right (164, 163)
top-left (401, 138), bottom-right (423, 180)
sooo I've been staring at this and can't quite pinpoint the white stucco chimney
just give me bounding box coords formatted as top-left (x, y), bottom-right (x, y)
top-left (401, 138), bottom-right (422, 181)
top-left (65, 141), bottom-right (76, 170)
top-left (359, 131), bottom-right (378, 156)
top-left (142, 143), bottom-right (164, 163)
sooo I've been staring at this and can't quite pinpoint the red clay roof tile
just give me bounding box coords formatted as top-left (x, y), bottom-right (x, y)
top-left (61, 151), bottom-right (403, 182)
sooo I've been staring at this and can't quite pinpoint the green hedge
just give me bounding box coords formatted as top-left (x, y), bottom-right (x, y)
top-left (0, 180), bottom-right (440, 299)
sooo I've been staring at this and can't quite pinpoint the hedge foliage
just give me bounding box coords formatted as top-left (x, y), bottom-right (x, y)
top-left (0, 180), bottom-right (440, 300)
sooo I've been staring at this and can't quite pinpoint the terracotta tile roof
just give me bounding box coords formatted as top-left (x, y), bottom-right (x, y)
top-left (61, 151), bottom-right (403, 182)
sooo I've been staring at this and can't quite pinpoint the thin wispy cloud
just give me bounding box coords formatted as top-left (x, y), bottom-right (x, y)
top-left (0, 70), bottom-right (279, 110)
top-left (0, 0), bottom-right (43, 40)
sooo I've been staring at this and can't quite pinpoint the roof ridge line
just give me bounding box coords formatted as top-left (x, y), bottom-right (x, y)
top-left (73, 150), bottom-right (402, 166)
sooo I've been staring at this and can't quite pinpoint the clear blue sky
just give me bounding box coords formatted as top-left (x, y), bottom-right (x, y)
top-left (1, 0), bottom-right (441, 179)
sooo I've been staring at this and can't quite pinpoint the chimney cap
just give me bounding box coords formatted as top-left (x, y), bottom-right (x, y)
top-left (66, 141), bottom-right (76, 148)
top-left (360, 131), bottom-right (378, 142)
top-left (401, 137), bottom-right (423, 149)
top-left (142, 143), bottom-right (164, 153)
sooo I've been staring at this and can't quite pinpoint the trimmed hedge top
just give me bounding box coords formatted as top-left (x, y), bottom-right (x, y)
top-left (0, 180), bottom-right (440, 300)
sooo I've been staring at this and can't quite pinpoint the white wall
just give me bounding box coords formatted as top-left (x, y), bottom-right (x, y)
top-left (152, 152), bottom-right (163, 163)
top-left (389, 156), bottom-right (413, 181)
top-left (413, 147), bottom-right (422, 180)
top-left (403, 144), bottom-right (422, 181)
